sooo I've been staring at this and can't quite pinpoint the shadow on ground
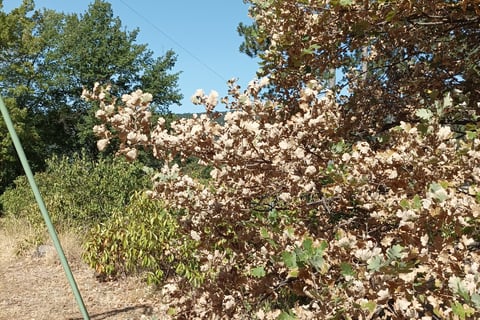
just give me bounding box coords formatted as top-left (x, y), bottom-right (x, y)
top-left (68, 304), bottom-right (153, 320)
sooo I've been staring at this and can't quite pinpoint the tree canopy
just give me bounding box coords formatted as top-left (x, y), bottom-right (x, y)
top-left (240, 0), bottom-right (480, 136)
top-left (0, 0), bottom-right (182, 192)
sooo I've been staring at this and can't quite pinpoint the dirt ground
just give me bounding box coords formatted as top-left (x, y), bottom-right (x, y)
top-left (0, 228), bottom-right (169, 320)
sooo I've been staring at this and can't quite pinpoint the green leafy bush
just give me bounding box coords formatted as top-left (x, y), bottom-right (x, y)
top-left (0, 152), bottom-right (149, 231)
top-left (82, 192), bottom-right (203, 286)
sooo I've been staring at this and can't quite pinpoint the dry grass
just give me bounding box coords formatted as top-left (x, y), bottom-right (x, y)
top-left (0, 217), bottom-right (169, 320)
top-left (43, 229), bottom-right (84, 265)
top-left (0, 216), bottom-right (83, 259)
top-left (0, 216), bottom-right (39, 258)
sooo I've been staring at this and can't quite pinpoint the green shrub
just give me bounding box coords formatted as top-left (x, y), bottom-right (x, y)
top-left (82, 192), bottom-right (203, 286)
top-left (0, 152), bottom-right (149, 231)
top-left (180, 156), bottom-right (213, 183)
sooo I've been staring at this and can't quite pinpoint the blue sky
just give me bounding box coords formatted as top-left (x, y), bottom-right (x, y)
top-left (3, 0), bottom-right (260, 113)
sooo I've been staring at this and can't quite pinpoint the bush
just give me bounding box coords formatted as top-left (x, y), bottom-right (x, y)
top-left (84, 80), bottom-right (480, 318)
top-left (82, 192), bottom-right (203, 286)
top-left (81, 0), bottom-right (480, 317)
top-left (0, 152), bottom-right (149, 232)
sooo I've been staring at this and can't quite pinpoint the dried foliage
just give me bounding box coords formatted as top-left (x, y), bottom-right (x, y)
top-left (249, 0), bottom-right (480, 135)
top-left (83, 0), bottom-right (480, 318)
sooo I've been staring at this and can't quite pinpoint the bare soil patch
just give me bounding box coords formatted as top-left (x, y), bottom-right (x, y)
top-left (0, 227), bottom-right (168, 320)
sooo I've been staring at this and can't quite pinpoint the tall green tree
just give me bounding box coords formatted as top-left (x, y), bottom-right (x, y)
top-left (0, 0), bottom-right (44, 192)
top-left (0, 0), bottom-right (182, 192)
top-left (237, 22), bottom-right (269, 58)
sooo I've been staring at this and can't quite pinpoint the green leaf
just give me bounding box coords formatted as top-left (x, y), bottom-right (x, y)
top-left (360, 300), bottom-right (377, 313)
top-left (451, 301), bottom-right (475, 320)
top-left (278, 311), bottom-right (297, 320)
top-left (416, 108), bottom-right (434, 121)
top-left (367, 256), bottom-right (384, 272)
top-left (471, 293), bottom-right (480, 309)
top-left (418, 123), bottom-right (430, 135)
top-left (439, 181), bottom-right (449, 189)
top-left (386, 10), bottom-right (397, 22)
top-left (466, 130), bottom-right (477, 140)
top-left (450, 277), bottom-right (471, 301)
top-left (340, 262), bottom-right (355, 277)
top-left (260, 227), bottom-right (270, 239)
top-left (294, 247), bottom-right (308, 265)
top-left (284, 226), bottom-right (295, 238)
top-left (282, 251), bottom-right (298, 269)
top-left (288, 268), bottom-right (299, 278)
top-left (332, 140), bottom-right (346, 153)
top-left (250, 266), bottom-right (266, 278)
top-left (302, 237), bottom-right (314, 253)
top-left (340, 0), bottom-right (353, 6)
top-left (309, 254), bottom-right (327, 273)
top-left (301, 49), bottom-right (313, 56)
top-left (429, 182), bottom-right (442, 192)
top-left (412, 195), bottom-right (422, 210)
top-left (399, 198), bottom-right (410, 209)
top-left (318, 240), bottom-right (328, 252)
top-left (387, 244), bottom-right (404, 261)
top-left (429, 182), bottom-right (448, 202)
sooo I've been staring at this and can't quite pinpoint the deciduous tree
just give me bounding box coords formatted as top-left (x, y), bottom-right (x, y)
top-left (240, 0), bottom-right (480, 136)
top-left (0, 0), bottom-right (182, 192)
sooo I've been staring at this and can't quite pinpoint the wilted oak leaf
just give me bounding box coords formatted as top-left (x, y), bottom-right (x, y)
top-left (97, 138), bottom-right (109, 151)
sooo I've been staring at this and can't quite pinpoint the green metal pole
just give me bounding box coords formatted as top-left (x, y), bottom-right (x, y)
top-left (0, 96), bottom-right (90, 320)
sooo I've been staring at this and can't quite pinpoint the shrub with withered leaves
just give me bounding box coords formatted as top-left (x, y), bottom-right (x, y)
top-left (82, 0), bottom-right (480, 318)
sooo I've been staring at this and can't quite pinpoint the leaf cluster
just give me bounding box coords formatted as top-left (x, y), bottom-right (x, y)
top-left (82, 192), bottom-right (203, 286)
